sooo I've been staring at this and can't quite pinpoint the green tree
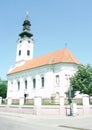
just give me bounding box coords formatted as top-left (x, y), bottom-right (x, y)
top-left (0, 80), bottom-right (7, 98)
top-left (70, 64), bottom-right (92, 97)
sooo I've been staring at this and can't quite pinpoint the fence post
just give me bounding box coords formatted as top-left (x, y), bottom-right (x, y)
top-left (70, 101), bottom-right (77, 116)
top-left (83, 95), bottom-right (89, 106)
top-left (82, 95), bottom-right (90, 115)
top-left (0, 97), bottom-right (2, 104)
top-left (7, 97), bottom-right (12, 105)
top-left (34, 96), bottom-right (41, 115)
top-left (19, 97), bottom-right (24, 105)
top-left (59, 96), bottom-right (66, 116)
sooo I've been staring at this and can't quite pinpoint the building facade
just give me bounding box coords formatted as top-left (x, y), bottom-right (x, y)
top-left (7, 15), bottom-right (80, 103)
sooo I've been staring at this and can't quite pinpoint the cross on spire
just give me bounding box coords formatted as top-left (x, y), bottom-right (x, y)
top-left (26, 11), bottom-right (29, 20)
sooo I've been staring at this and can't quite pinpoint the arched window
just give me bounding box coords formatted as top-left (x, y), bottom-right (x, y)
top-left (18, 81), bottom-right (20, 90)
top-left (41, 77), bottom-right (44, 87)
top-left (33, 78), bottom-right (36, 88)
top-left (19, 50), bottom-right (21, 56)
top-left (56, 75), bottom-right (60, 85)
top-left (25, 80), bottom-right (27, 89)
top-left (27, 50), bottom-right (30, 56)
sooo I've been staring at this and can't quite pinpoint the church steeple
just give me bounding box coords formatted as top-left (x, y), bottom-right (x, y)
top-left (16, 13), bottom-right (34, 66)
top-left (19, 13), bottom-right (33, 38)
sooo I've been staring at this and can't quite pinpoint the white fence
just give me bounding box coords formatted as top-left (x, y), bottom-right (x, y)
top-left (0, 95), bottom-right (92, 116)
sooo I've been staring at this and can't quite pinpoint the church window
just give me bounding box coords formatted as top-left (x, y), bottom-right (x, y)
top-left (20, 40), bottom-right (22, 43)
top-left (33, 78), bottom-right (36, 88)
top-left (25, 80), bottom-right (27, 89)
top-left (56, 75), bottom-right (60, 85)
top-left (27, 50), bottom-right (30, 56)
top-left (18, 81), bottom-right (20, 90)
top-left (28, 40), bottom-right (30, 43)
top-left (19, 50), bottom-right (21, 56)
top-left (41, 77), bottom-right (44, 87)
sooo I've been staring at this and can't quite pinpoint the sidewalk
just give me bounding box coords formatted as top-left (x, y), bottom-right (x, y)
top-left (0, 111), bottom-right (92, 130)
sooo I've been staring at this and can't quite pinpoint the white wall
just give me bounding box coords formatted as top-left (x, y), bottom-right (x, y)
top-left (7, 63), bottom-right (78, 100)
top-left (16, 38), bottom-right (34, 66)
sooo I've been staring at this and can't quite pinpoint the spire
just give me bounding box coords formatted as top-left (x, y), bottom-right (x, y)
top-left (19, 13), bottom-right (33, 38)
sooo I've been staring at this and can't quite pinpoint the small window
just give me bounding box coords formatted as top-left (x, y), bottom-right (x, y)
top-left (33, 78), bottom-right (36, 88)
top-left (28, 40), bottom-right (30, 43)
top-left (19, 50), bottom-right (21, 56)
top-left (56, 75), bottom-right (60, 84)
top-left (20, 40), bottom-right (22, 43)
top-left (41, 77), bottom-right (44, 87)
top-left (25, 80), bottom-right (27, 89)
top-left (27, 50), bottom-right (30, 56)
top-left (18, 81), bottom-right (20, 90)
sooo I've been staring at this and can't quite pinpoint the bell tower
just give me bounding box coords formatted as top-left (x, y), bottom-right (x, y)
top-left (16, 13), bottom-right (34, 66)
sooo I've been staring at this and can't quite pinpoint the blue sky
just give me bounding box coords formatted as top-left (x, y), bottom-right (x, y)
top-left (0, 0), bottom-right (92, 79)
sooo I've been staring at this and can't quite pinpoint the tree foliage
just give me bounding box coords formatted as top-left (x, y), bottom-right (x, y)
top-left (70, 64), bottom-right (92, 97)
top-left (0, 80), bottom-right (7, 98)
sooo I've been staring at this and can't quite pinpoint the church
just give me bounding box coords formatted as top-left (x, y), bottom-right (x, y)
top-left (7, 14), bottom-right (80, 104)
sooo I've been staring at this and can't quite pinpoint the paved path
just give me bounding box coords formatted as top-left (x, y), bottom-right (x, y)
top-left (0, 111), bottom-right (92, 130)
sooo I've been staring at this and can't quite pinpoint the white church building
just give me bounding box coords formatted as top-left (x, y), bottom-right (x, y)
top-left (7, 14), bottom-right (80, 104)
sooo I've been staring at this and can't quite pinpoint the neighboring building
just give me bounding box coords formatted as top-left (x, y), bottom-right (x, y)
top-left (7, 14), bottom-right (80, 103)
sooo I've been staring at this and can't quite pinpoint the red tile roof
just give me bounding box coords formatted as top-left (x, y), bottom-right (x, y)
top-left (8, 48), bottom-right (80, 75)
